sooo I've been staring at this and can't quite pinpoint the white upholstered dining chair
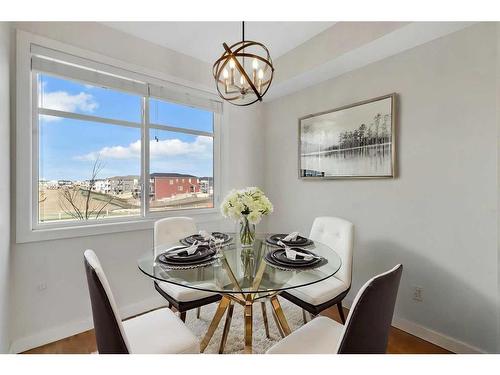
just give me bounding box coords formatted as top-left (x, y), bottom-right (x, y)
top-left (267, 264), bottom-right (403, 354)
top-left (153, 217), bottom-right (221, 321)
top-left (84, 249), bottom-right (199, 354)
top-left (280, 216), bottom-right (354, 323)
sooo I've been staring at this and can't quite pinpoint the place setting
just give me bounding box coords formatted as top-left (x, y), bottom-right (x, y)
top-left (180, 230), bottom-right (232, 247)
top-left (265, 231), bottom-right (314, 247)
top-left (156, 231), bottom-right (232, 269)
top-left (264, 232), bottom-right (326, 270)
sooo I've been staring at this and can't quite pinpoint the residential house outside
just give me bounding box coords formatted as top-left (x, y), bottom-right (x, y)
top-left (108, 175), bottom-right (140, 195)
top-left (199, 177), bottom-right (213, 195)
top-left (150, 173), bottom-right (200, 200)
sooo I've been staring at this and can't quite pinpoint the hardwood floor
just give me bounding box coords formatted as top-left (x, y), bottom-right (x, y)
top-left (23, 304), bottom-right (451, 354)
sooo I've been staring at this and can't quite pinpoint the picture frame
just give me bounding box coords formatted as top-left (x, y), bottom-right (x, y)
top-left (298, 93), bottom-right (397, 179)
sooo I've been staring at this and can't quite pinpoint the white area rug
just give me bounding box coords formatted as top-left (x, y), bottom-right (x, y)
top-left (185, 298), bottom-right (305, 354)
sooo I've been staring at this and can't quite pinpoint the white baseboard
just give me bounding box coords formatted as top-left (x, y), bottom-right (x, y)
top-left (9, 295), bottom-right (166, 354)
top-left (343, 299), bottom-right (485, 354)
top-left (9, 295), bottom-right (487, 354)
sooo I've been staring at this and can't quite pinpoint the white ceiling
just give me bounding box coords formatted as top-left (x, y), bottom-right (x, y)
top-left (102, 22), bottom-right (335, 64)
top-left (267, 22), bottom-right (475, 101)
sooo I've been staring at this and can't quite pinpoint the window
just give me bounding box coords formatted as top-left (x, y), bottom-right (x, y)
top-left (37, 75), bottom-right (142, 223)
top-left (27, 43), bottom-right (222, 234)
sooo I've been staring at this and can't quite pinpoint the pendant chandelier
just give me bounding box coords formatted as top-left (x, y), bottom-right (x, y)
top-left (213, 21), bottom-right (274, 106)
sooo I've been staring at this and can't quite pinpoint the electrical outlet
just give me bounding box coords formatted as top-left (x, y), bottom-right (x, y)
top-left (412, 286), bottom-right (423, 302)
top-left (37, 282), bottom-right (47, 292)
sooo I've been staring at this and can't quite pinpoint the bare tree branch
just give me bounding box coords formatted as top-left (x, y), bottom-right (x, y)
top-left (58, 188), bottom-right (84, 220)
top-left (94, 195), bottom-right (115, 219)
top-left (58, 155), bottom-right (115, 221)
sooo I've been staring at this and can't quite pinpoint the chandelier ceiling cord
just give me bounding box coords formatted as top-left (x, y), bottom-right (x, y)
top-left (213, 21), bottom-right (274, 106)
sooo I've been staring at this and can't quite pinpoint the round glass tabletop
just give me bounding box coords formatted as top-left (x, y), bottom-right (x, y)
top-left (137, 233), bottom-right (342, 295)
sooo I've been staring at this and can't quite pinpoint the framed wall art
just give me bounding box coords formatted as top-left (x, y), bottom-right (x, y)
top-left (299, 93), bottom-right (396, 179)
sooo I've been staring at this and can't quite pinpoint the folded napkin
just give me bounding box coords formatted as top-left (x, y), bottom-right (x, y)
top-left (285, 248), bottom-right (315, 261)
top-left (168, 241), bottom-right (201, 256)
top-left (199, 230), bottom-right (215, 242)
top-left (282, 231), bottom-right (299, 242)
top-left (277, 240), bottom-right (316, 261)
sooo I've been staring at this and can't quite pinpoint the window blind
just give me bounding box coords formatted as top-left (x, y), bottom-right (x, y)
top-left (31, 45), bottom-right (149, 96)
top-left (149, 83), bottom-right (223, 114)
top-left (31, 43), bottom-right (222, 113)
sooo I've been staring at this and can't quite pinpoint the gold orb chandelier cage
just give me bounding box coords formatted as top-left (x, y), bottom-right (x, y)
top-left (213, 22), bottom-right (274, 106)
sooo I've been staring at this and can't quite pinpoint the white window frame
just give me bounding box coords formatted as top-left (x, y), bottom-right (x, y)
top-left (16, 30), bottom-right (226, 243)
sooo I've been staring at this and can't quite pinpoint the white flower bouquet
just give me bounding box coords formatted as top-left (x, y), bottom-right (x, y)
top-left (220, 187), bottom-right (273, 246)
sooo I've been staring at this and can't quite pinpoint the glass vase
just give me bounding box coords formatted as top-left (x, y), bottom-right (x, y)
top-left (239, 215), bottom-right (256, 248)
top-left (241, 246), bottom-right (255, 282)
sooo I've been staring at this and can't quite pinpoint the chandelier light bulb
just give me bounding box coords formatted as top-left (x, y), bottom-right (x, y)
top-left (229, 59), bottom-right (236, 69)
top-left (252, 59), bottom-right (259, 70)
top-left (258, 69), bottom-right (264, 79)
top-left (223, 69), bottom-right (229, 79)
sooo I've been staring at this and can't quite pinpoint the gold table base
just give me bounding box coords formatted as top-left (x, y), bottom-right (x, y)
top-left (200, 250), bottom-right (292, 354)
top-left (200, 293), bottom-right (291, 354)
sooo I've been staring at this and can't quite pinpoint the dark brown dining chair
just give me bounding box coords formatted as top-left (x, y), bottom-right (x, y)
top-left (84, 249), bottom-right (199, 354)
top-left (267, 264), bottom-right (403, 354)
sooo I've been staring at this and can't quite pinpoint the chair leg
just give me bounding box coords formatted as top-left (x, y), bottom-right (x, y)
top-left (168, 302), bottom-right (172, 309)
top-left (309, 312), bottom-right (316, 320)
top-left (337, 302), bottom-right (346, 324)
top-left (261, 301), bottom-right (270, 339)
top-left (180, 311), bottom-right (186, 322)
top-left (302, 309), bottom-right (308, 325)
top-left (197, 307), bottom-right (201, 319)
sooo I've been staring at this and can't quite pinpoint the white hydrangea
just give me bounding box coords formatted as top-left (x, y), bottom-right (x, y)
top-left (220, 187), bottom-right (273, 224)
top-left (247, 210), bottom-right (262, 224)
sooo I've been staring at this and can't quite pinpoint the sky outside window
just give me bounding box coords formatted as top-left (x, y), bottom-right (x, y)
top-left (38, 73), bottom-right (142, 123)
top-left (150, 98), bottom-right (213, 133)
top-left (38, 74), bottom-right (214, 181)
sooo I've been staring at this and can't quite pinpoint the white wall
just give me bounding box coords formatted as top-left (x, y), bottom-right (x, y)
top-left (9, 22), bottom-right (263, 352)
top-left (16, 22), bottom-right (213, 88)
top-left (0, 22), bottom-right (11, 353)
top-left (497, 22), bottom-right (500, 354)
top-left (263, 23), bottom-right (498, 353)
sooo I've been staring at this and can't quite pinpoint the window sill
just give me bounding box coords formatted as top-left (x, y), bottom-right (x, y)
top-left (16, 208), bottom-right (223, 243)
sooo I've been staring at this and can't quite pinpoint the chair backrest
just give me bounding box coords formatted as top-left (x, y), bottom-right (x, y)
top-left (84, 249), bottom-right (130, 354)
top-left (309, 217), bottom-right (354, 286)
top-left (336, 264), bottom-right (403, 354)
top-left (154, 217), bottom-right (197, 257)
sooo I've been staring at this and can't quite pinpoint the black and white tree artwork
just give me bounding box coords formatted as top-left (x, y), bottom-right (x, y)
top-left (299, 95), bottom-right (395, 178)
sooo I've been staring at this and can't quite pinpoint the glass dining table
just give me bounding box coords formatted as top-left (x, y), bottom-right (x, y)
top-left (137, 233), bottom-right (342, 354)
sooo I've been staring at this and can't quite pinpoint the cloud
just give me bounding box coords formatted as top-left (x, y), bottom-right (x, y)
top-left (76, 136), bottom-right (213, 161)
top-left (82, 140), bottom-right (142, 160)
top-left (150, 136), bottom-right (212, 158)
top-left (39, 87), bottom-right (98, 122)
